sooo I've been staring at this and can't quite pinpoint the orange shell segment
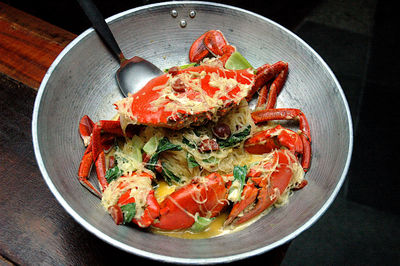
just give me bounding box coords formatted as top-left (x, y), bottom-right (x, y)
top-left (115, 65), bottom-right (255, 129)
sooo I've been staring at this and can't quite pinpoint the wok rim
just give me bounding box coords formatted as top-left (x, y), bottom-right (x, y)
top-left (32, 1), bottom-right (353, 264)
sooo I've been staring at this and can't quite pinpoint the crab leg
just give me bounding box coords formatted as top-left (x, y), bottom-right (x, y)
top-left (252, 108), bottom-right (310, 140)
top-left (95, 151), bottom-right (108, 191)
top-left (91, 119), bottom-right (125, 187)
top-left (256, 63), bottom-right (271, 74)
top-left (78, 117), bottom-right (125, 197)
top-left (246, 61), bottom-right (288, 101)
top-left (251, 108), bottom-right (311, 171)
top-left (300, 134), bottom-right (311, 172)
top-left (234, 166), bottom-right (292, 225)
top-left (255, 64), bottom-right (272, 108)
top-left (218, 45), bottom-right (236, 66)
top-left (98, 120), bottom-right (124, 136)
top-left (91, 123), bottom-right (103, 160)
top-left (265, 64), bottom-right (289, 109)
top-left (78, 151), bottom-right (102, 198)
top-left (256, 84), bottom-right (269, 108)
top-left (78, 144), bottom-right (102, 198)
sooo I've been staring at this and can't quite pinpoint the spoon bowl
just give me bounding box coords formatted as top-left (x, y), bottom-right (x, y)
top-left (117, 56), bottom-right (164, 96)
top-left (77, 0), bottom-right (163, 97)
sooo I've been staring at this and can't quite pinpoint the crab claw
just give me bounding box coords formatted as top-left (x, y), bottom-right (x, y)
top-left (225, 181), bottom-right (258, 226)
top-left (105, 172), bottom-right (160, 227)
top-left (227, 150), bottom-right (295, 226)
top-left (152, 173), bottom-right (228, 230)
top-left (189, 30), bottom-right (233, 63)
top-left (189, 31), bottom-right (210, 62)
top-left (203, 30), bottom-right (228, 56)
top-left (79, 115), bottom-right (95, 146)
top-left (244, 125), bottom-right (303, 155)
top-left (132, 191), bottom-right (160, 228)
top-left (251, 108), bottom-right (311, 171)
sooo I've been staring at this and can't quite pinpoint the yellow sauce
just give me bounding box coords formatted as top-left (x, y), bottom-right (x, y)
top-left (152, 213), bottom-right (228, 239)
top-left (154, 181), bottom-right (176, 202)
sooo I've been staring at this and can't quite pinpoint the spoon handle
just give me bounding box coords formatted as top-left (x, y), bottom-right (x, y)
top-left (77, 0), bottom-right (125, 62)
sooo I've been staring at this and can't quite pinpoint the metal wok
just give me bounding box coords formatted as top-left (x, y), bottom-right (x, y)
top-left (32, 1), bottom-right (353, 264)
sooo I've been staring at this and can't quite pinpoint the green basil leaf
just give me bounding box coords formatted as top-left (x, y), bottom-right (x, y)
top-left (164, 63), bottom-right (199, 72)
top-left (217, 125), bottom-right (251, 148)
top-left (202, 156), bottom-right (218, 164)
top-left (182, 137), bottom-right (196, 149)
top-left (146, 137), bottom-right (182, 173)
top-left (143, 136), bottom-right (159, 155)
top-left (105, 166), bottom-right (122, 183)
top-left (228, 165), bottom-right (248, 202)
top-left (187, 153), bottom-right (200, 168)
top-left (233, 165), bottom-right (247, 185)
top-left (190, 215), bottom-right (215, 232)
top-left (156, 137), bottom-right (182, 153)
top-left (161, 162), bottom-right (181, 185)
top-left (120, 203), bottom-right (136, 224)
top-left (224, 52), bottom-right (253, 70)
top-left (179, 62), bottom-right (200, 69)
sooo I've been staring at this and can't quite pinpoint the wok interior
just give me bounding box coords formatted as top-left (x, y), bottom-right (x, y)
top-left (35, 2), bottom-right (351, 262)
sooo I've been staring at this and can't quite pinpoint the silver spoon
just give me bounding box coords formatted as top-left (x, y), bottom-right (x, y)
top-left (77, 0), bottom-right (164, 97)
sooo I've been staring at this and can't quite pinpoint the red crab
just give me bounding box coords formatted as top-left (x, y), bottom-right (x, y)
top-left (76, 30), bottom-right (311, 231)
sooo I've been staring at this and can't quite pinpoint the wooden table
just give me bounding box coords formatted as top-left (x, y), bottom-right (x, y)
top-left (0, 2), bottom-right (289, 264)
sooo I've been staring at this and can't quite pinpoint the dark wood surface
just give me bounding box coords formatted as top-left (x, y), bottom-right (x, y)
top-left (0, 2), bottom-right (290, 265)
top-left (0, 2), bottom-right (76, 89)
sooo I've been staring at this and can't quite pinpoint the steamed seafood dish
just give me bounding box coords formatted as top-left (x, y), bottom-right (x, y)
top-left (77, 30), bottom-right (311, 238)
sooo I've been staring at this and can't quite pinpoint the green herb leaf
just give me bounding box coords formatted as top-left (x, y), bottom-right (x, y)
top-left (182, 137), bottom-right (196, 149)
top-left (190, 215), bottom-right (215, 232)
top-left (202, 156), bottom-right (218, 164)
top-left (164, 63), bottom-right (199, 72)
top-left (131, 135), bottom-right (144, 149)
top-left (187, 152), bottom-right (200, 168)
top-left (146, 137), bottom-right (182, 173)
top-left (143, 136), bottom-right (159, 155)
top-left (161, 162), bottom-right (181, 185)
top-left (225, 52), bottom-right (253, 70)
top-left (156, 137), bottom-right (182, 153)
top-left (120, 203), bottom-right (136, 224)
top-left (228, 165), bottom-right (248, 202)
top-left (105, 166), bottom-right (122, 183)
top-left (217, 125), bottom-right (251, 148)
top-left (193, 126), bottom-right (208, 137)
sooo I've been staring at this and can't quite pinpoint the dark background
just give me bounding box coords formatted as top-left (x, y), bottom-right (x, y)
top-left (3, 0), bottom-right (399, 264)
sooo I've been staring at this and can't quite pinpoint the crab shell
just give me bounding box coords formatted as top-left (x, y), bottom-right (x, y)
top-left (114, 65), bottom-right (255, 130)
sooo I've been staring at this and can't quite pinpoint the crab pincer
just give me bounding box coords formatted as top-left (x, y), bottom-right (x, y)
top-left (225, 150), bottom-right (296, 226)
top-left (152, 173), bottom-right (228, 230)
top-left (189, 30), bottom-right (235, 64)
top-left (251, 108), bottom-right (311, 171)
